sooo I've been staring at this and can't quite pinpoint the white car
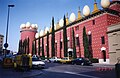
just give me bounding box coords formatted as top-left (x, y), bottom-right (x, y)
top-left (32, 57), bottom-right (45, 69)
top-left (49, 57), bottom-right (61, 63)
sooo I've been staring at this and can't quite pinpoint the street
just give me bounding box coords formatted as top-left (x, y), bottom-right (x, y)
top-left (0, 62), bottom-right (116, 78)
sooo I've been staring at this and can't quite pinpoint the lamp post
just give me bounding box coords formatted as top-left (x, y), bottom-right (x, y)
top-left (4, 5), bottom-right (14, 57)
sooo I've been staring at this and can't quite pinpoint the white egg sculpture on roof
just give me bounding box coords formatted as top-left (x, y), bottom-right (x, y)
top-left (40, 30), bottom-right (44, 36)
top-left (26, 22), bottom-right (31, 28)
top-left (70, 13), bottom-right (76, 22)
top-left (59, 18), bottom-right (64, 27)
top-left (34, 24), bottom-right (38, 29)
top-left (20, 24), bottom-right (23, 29)
top-left (20, 24), bottom-right (26, 29)
top-left (31, 24), bottom-right (36, 29)
top-left (83, 5), bottom-right (90, 16)
top-left (45, 27), bottom-right (49, 34)
top-left (101, 0), bottom-right (110, 8)
top-left (35, 33), bottom-right (39, 38)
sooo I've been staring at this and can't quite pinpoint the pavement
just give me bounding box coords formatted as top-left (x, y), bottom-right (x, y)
top-left (0, 65), bottom-right (42, 78)
top-left (0, 62), bottom-right (116, 78)
top-left (92, 63), bottom-right (115, 67)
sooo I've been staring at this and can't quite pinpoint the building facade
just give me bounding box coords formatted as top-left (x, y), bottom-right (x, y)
top-left (20, 0), bottom-right (120, 64)
top-left (107, 23), bottom-right (120, 64)
top-left (0, 34), bottom-right (4, 54)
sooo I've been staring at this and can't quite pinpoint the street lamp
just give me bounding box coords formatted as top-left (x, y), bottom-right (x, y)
top-left (4, 5), bottom-right (14, 56)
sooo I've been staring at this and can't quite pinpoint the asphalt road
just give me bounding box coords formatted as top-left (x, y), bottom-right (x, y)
top-left (0, 62), bottom-right (116, 78)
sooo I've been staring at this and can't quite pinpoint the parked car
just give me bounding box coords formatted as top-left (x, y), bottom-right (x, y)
top-left (49, 57), bottom-right (61, 63)
top-left (59, 57), bottom-right (72, 64)
top-left (0, 56), bottom-right (3, 63)
top-left (71, 58), bottom-right (92, 65)
top-left (32, 57), bottom-right (45, 69)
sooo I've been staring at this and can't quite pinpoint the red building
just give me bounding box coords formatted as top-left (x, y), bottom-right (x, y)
top-left (20, 0), bottom-right (120, 64)
top-left (20, 22), bottom-right (38, 55)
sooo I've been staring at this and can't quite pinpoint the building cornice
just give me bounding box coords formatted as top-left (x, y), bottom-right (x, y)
top-left (20, 29), bottom-right (37, 33)
top-left (35, 2), bottom-right (120, 40)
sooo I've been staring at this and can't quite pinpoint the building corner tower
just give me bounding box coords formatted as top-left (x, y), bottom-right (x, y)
top-left (20, 22), bottom-right (38, 55)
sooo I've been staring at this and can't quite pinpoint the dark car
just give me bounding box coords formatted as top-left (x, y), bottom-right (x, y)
top-left (71, 58), bottom-right (92, 65)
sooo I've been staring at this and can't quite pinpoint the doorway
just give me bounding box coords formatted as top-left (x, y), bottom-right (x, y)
top-left (102, 50), bottom-right (106, 62)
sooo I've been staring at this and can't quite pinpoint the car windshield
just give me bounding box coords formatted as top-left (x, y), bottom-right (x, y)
top-left (63, 58), bottom-right (68, 60)
top-left (32, 57), bottom-right (40, 61)
top-left (78, 58), bottom-right (82, 60)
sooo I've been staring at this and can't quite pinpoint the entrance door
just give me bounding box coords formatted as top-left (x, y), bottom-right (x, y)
top-left (102, 50), bottom-right (106, 62)
top-left (69, 51), bottom-right (72, 57)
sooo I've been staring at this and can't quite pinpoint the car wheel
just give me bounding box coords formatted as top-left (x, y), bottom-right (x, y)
top-left (72, 62), bottom-right (75, 65)
top-left (81, 63), bottom-right (84, 66)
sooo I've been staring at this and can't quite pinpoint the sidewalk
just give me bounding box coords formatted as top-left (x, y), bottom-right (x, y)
top-left (0, 66), bottom-right (42, 78)
top-left (92, 63), bottom-right (115, 68)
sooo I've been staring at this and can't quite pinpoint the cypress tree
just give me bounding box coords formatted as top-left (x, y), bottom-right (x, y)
top-left (24, 39), bottom-right (27, 54)
top-left (38, 37), bottom-right (40, 56)
top-left (42, 37), bottom-right (45, 59)
top-left (32, 41), bottom-right (35, 55)
top-left (83, 26), bottom-right (89, 58)
top-left (35, 40), bottom-right (37, 55)
top-left (63, 15), bottom-right (68, 57)
top-left (23, 39), bottom-right (25, 54)
top-left (47, 31), bottom-right (49, 59)
top-left (72, 28), bottom-right (77, 59)
top-left (27, 37), bottom-right (29, 54)
top-left (51, 17), bottom-right (55, 57)
top-left (18, 40), bottom-right (22, 54)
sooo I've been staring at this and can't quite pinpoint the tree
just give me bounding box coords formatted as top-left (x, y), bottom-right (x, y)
top-left (32, 41), bottom-right (35, 55)
top-left (83, 26), bottom-right (89, 58)
top-left (47, 31), bottom-right (49, 59)
top-left (42, 37), bottom-right (45, 59)
top-left (23, 39), bottom-right (27, 54)
top-left (51, 17), bottom-right (55, 57)
top-left (38, 37), bottom-right (40, 56)
top-left (27, 37), bottom-right (30, 54)
top-left (34, 39), bottom-right (37, 55)
top-left (72, 28), bottom-right (77, 59)
top-left (18, 40), bottom-right (22, 54)
top-left (63, 15), bottom-right (68, 57)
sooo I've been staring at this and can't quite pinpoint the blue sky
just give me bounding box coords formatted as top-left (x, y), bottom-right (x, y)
top-left (0, 0), bottom-right (108, 52)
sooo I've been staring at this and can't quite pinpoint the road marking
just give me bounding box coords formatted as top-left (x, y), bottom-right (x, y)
top-left (64, 71), bottom-right (100, 78)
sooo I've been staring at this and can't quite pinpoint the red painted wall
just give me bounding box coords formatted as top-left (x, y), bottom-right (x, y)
top-left (20, 29), bottom-right (37, 54)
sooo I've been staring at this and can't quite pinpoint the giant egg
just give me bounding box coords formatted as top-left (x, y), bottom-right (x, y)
top-left (83, 5), bottom-right (90, 16)
top-left (101, 0), bottom-right (110, 8)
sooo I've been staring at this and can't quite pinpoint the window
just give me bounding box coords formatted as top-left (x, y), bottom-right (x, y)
top-left (46, 45), bottom-right (47, 52)
top-left (76, 37), bottom-right (80, 46)
top-left (68, 40), bottom-right (70, 48)
top-left (55, 43), bottom-right (57, 52)
top-left (55, 43), bottom-right (57, 56)
top-left (75, 26), bottom-right (79, 31)
top-left (101, 36), bottom-right (105, 44)
top-left (92, 20), bottom-right (95, 25)
top-left (60, 41), bottom-right (62, 49)
top-left (88, 35), bottom-right (92, 45)
top-left (40, 46), bottom-right (42, 52)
